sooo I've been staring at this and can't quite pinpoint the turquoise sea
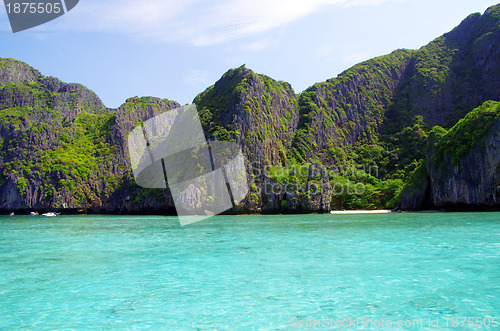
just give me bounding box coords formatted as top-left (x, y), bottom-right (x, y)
top-left (0, 213), bottom-right (499, 330)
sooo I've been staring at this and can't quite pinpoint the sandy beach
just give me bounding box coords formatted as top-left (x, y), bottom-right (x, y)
top-left (330, 210), bottom-right (393, 215)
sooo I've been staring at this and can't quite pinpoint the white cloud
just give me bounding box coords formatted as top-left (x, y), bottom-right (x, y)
top-left (61, 0), bottom-right (406, 46)
top-left (343, 0), bottom-right (406, 7)
top-left (240, 38), bottom-right (275, 52)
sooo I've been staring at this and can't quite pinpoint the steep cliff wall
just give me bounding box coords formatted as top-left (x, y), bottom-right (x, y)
top-left (397, 101), bottom-right (500, 210)
top-left (194, 66), bottom-right (332, 213)
top-left (385, 5), bottom-right (500, 131)
top-left (194, 65), bottom-right (300, 167)
top-left (292, 49), bottom-right (414, 164)
top-left (293, 5), bottom-right (500, 174)
top-left (428, 101), bottom-right (500, 209)
top-left (0, 61), bottom-right (180, 213)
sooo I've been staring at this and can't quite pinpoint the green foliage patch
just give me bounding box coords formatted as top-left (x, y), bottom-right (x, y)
top-left (431, 100), bottom-right (499, 167)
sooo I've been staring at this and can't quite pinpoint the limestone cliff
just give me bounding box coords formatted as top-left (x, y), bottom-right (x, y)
top-left (1, 5), bottom-right (499, 214)
top-left (397, 101), bottom-right (500, 210)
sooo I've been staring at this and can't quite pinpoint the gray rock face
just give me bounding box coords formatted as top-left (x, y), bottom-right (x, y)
top-left (298, 49), bottom-right (414, 164)
top-left (194, 66), bottom-right (331, 214)
top-left (195, 66), bottom-right (300, 167)
top-left (295, 6), bottom-right (500, 167)
top-left (395, 156), bottom-right (433, 211)
top-left (0, 59), bottom-right (181, 213)
top-left (397, 103), bottom-right (500, 211)
top-left (428, 120), bottom-right (500, 208)
top-left (387, 7), bottom-right (500, 129)
top-left (396, 186), bottom-right (428, 210)
top-left (0, 59), bottom-right (41, 85)
top-left (258, 163), bottom-right (332, 214)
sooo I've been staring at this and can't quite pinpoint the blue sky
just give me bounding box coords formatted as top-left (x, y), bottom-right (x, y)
top-left (1, 0), bottom-right (498, 108)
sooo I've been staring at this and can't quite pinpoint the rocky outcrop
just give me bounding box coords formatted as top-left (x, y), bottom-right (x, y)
top-left (398, 101), bottom-right (500, 210)
top-left (428, 120), bottom-right (500, 209)
top-left (395, 162), bottom-right (432, 210)
top-left (384, 6), bottom-right (500, 130)
top-left (0, 63), bottom-right (181, 213)
top-left (194, 65), bottom-right (300, 166)
top-left (292, 5), bottom-right (500, 167)
top-left (194, 66), bottom-right (332, 213)
top-left (294, 49), bottom-right (414, 164)
top-left (0, 61), bottom-right (324, 214)
top-left (259, 163), bottom-right (333, 214)
top-left (0, 58), bottom-right (41, 85)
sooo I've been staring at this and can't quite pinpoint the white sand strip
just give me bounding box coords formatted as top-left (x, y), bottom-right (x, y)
top-left (330, 210), bottom-right (393, 215)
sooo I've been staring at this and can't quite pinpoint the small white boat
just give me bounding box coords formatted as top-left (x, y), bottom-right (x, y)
top-left (30, 212), bottom-right (39, 216)
top-left (42, 212), bottom-right (57, 217)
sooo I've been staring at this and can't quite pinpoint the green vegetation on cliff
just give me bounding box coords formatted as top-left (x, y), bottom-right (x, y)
top-left (292, 49), bottom-right (415, 163)
top-left (431, 100), bottom-right (500, 167)
top-left (194, 65), bottom-right (251, 141)
top-left (397, 100), bottom-right (500, 210)
top-left (1, 4), bottom-right (499, 212)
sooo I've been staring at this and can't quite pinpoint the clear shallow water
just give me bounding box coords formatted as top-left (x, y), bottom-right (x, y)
top-left (0, 213), bottom-right (499, 330)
